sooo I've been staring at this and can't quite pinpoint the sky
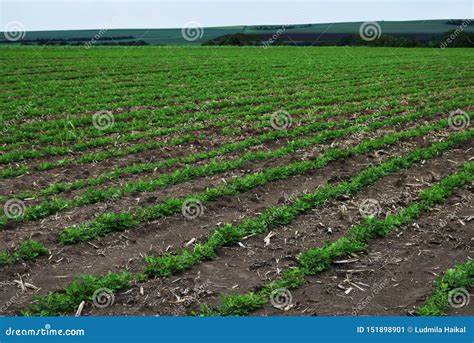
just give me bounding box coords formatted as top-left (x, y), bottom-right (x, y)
top-left (1, 0), bottom-right (473, 31)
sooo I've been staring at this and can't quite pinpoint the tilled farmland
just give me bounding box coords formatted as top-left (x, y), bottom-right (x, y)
top-left (0, 46), bottom-right (472, 316)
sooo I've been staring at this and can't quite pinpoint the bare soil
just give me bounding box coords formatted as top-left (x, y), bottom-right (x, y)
top-left (1, 122), bottom-right (471, 316)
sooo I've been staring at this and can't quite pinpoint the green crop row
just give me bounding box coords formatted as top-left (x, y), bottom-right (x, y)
top-left (22, 128), bottom-right (473, 316)
top-left (2, 50), bottom-right (424, 98)
top-left (1, 55), bottom-right (470, 126)
top-left (3, 48), bottom-right (452, 121)
top-left (1, 133), bottom-right (196, 167)
top-left (1, 65), bottom-right (419, 144)
top-left (0, 240), bottom-right (48, 267)
top-left (3, 47), bottom-right (471, 124)
top-left (199, 161), bottom-right (474, 316)
top-left (1, 80), bottom-right (464, 181)
top-left (143, 131), bottom-right (473, 279)
top-left (0, 134), bottom-right (194, 178)
top-left (0, 85), bottom-right (426, 184)
top-left (23, 272), bottom-right (133, 316)
top-left (0, 67), bottom-right (447, 161)
top-left (1, 88), bottom-right (466, 203)
top-left (417, 259), bottom-right (474, 315)
top-left (1, 66), bottom-right (463, 151)
top-left (56, 112), bottom-right (472, 245)
top-left (0, 86), bottom-right (410, 175)
top-left (2, 53), bottom-right (369, 118)
top-left (3, 100), bottom-right (465, 228)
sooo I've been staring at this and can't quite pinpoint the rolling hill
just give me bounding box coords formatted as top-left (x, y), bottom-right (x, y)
top-left (1, 19), bottom-right (472, 45)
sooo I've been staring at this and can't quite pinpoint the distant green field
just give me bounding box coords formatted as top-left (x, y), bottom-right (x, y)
top-left (1, 19), bottom-right (472, 45)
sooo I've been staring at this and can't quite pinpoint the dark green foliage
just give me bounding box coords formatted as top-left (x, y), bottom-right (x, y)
top-left (418, 260), bottom-right (474, 315)
top-left (203, 34), bottom-right (262, 46)
top-left (55, 114), bottom-right (472, 244)
top-left (24, 272), bottom-right (132, 316)
top-left (0, 240), bottom-right (48, 267)
top-left (13, 240), bottom-right (48, 261)
top-left (441, 30), bottom-right (474, 48)
top-left (0, 250), bottom-right (11, 266)
top-left (21, 133), bottom-right (474, 316)
top-left (146, 130), bottom-right (473, 279)
top-left (201, 161), bottom-right (473, 315)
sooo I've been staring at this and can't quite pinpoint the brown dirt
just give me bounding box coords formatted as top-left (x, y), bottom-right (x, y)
top-left (250, 184), bottom-right (473, 316)
top-left (0, 124), bottom-right (471, 316)
top-left (1, 93), bottom-right (442, 196)
top-left (81, 141), bottom-right (472, 316)
top-left (0, 126), bottom-right (245, 195)
top-left (0, 99), bottom-right (391, 197)
top-left (0, 116), bottom-right (445, 252)
top-left (0, 111), bottom-right (446, 244)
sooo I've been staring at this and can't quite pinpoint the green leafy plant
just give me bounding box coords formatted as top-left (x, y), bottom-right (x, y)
top-left (24, 272), bottom-right (132, 316)
top-left (199, 161), bottom-right (473, 315)
top-left (0, 240), bottom-right (48, 267)
top-left (418, 260), bottom-right (474, 315)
